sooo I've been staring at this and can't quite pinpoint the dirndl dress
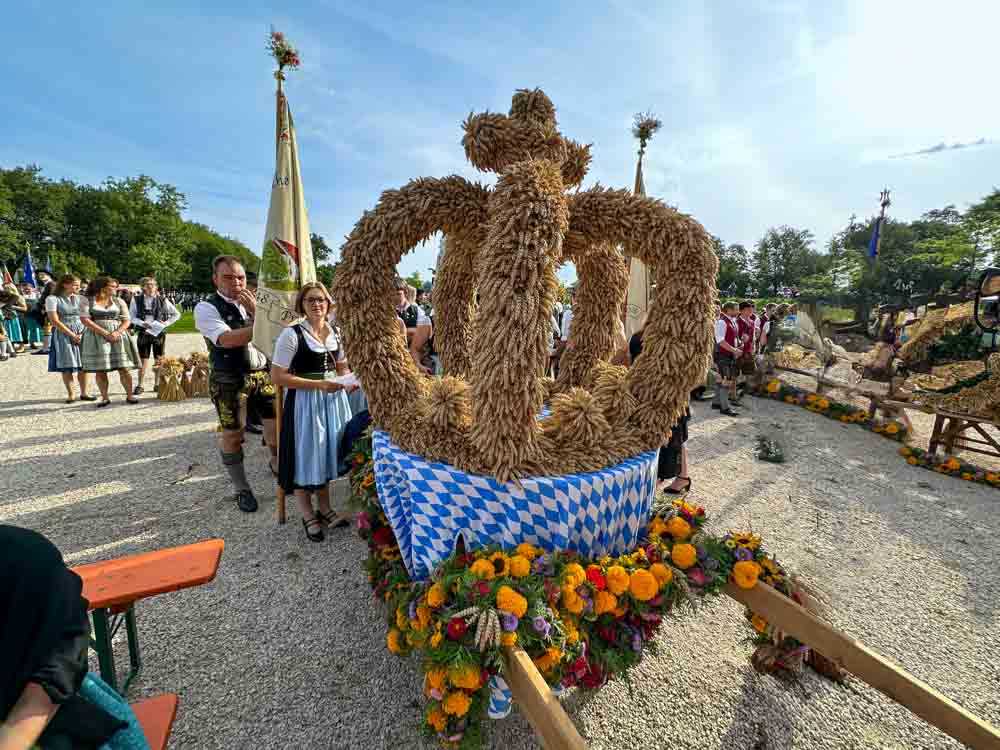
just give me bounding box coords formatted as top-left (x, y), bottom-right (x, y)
top-left (278, 324), bottom-right (353, 493)
top-left (48, 294), bottom-right (86, 373)
top-left (3, 313), bottom-right (24, 343)
top-left (23, 301), bottom-right (44, 345)
top-left (81, 300), bottom-right (140, 373)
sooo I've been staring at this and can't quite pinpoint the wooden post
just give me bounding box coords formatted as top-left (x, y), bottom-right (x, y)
top-left (502, 646), bottom-right (588, 750)
top-left (724, 583), bottom-right (1000, 750)
top-left (275, 383), bottom-right (286, 524)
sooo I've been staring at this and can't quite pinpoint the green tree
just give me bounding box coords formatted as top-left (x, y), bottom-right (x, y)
top-left (185, 223), bottom-right (257, 292)
top-left (751, 226), bottom-right (825, 295)
top-left (404, 271), bottom-right (424, 289)
top-left (964, 189), bottom-right (1000, 267)
top-left (0, 165), bottom-right (75, 261)
top-left (711, 235), bottom-right (751, 296)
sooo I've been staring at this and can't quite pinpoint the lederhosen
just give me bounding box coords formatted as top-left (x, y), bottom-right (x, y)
top-left (714, 316), bottom-right (740, 380)
top-left (278, 324), bottom-right (339, 492)
top-left (737, 316), bottom-right (757, 374)
top-left (135, 295), bottom-right (169, 359)
top-left (204, 293), bottom-right (275, 430)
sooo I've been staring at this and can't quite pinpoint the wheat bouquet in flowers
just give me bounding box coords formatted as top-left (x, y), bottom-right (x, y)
top-left (267, 28), bottom-right (301, 73)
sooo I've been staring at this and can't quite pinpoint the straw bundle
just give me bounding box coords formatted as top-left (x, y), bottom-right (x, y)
top-left (918, 352), bottom-right (1000, 419)
top-left (898, 302), bottom-right (974, 364)
top-left (774, 343), bottom-right (822, 370)
top-left (187, 352), bottom-right (210, 397)
top-left (156, 357), bottom-right (187, 401)
top-left (331, 89), bottom-right (716, 481)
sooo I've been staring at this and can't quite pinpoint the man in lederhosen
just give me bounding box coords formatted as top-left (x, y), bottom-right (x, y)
top-left (129, 276), bottom-right (181, 395)
top-left (394, 277), bottom-right (433, 374)
top-left (712, 302), bottom-right (741, 416)
top-left (194, 256), bottom-right (277, 513)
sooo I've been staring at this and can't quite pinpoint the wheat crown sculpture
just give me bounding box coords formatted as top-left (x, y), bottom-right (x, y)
top-left (332, 89), bottom-right (718, 482)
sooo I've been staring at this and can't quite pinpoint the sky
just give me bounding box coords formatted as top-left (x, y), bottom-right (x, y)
top-left (5, 0), bottom-right (999, 284)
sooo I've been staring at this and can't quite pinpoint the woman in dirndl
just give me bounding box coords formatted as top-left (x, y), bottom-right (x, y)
top-left (46, 275), bottom-right (95, 402)
top-left (271, 281), bottom-right (357, 542)
top-left (1, 284), bottom-right (27, 354)
top-left (80, 276), bottom-right (139, 407)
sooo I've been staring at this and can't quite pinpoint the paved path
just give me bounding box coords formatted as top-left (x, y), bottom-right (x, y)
top-left (1, 334), bottom-right (997, 749)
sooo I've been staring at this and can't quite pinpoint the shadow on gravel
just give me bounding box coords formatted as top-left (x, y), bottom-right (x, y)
top-left (719, 670), bottom-right (795, 750)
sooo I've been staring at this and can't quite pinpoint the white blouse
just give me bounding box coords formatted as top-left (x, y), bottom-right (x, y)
top-left (271, 320), bottom-right (346, 370)
top-left (79, 297), bottom-right (129, 319)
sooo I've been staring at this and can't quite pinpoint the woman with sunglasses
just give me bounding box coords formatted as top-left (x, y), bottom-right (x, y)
top-left (270, 282), bottom-right (357, 542)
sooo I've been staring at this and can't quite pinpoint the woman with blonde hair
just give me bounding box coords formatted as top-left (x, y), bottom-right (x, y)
top-left (45, 275), bottom-right (94, 402)
top-left (271, 281), bottom-right (357, 542)
top-left (80, 276), bottom-right (139, 407)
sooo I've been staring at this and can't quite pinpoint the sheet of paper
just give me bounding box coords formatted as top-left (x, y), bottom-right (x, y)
top-left (330, 372), bottom-right (360, 389)
top-left (147, 322), bottom-right (165, 337)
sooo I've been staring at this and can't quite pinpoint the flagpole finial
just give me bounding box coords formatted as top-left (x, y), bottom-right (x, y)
top-left (879, 188), bottom-right (891, 209)
top-left (267, 27), bottom-right (301, 87)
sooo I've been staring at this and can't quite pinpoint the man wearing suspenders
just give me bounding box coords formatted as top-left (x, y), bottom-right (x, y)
top-left (194, 256), bottom-right (277, 513)
top-left (712, 302), bottom-right (742, 416)
top-left (130, 276), bottom-right (181, 395)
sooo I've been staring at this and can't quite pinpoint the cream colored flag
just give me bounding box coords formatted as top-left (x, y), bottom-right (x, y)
top-left (624, 154), bottom-right (652, 339)
top-left (252, 85), bottom-right (316, 359)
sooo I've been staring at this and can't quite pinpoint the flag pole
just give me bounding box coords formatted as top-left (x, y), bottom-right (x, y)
top-left (624, 113), bottom-right (661, 337)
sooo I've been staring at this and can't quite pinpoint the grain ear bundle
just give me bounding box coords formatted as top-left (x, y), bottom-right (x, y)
top-left (917, 352), bottom-right (1000, 419)
top-left (332, 88), bottom-right (716, 481)
top-left (156, 356), bottom-right (187, 401)
top-left (898, 302), bottom-right (974, 364)
top-left (187, 352), bottom-right (210, 397)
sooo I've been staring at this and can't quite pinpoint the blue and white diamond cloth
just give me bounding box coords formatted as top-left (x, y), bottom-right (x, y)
top-left (372, 430), bottom-right (659, 580)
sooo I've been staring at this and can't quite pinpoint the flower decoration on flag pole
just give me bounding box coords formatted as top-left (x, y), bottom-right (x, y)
top-left (267, 27), bottom-right (301, 81)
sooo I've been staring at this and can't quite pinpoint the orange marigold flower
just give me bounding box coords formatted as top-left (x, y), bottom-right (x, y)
top-left (427, 706), bottom-right (448, 732)
top-left (666, 516), bottom-right (692, 540)
top-left (427, 582), bottom-right (447, 608)
top-left (594, 590), bottom-right (618, 615)
top-left (562, 587), bottom-right (585, 615)
top-left (605, 565), bottom-right (630, 595)
top-left (562, 562), bottom-right (586, 588)
top-left (469, 558), bottom-right (495, 580)
top-left (649, 562), bottom-right (673, 589)
top-left (751, 614), bottom-right (768, 633)
top-left (508, 555), bottom-right (531, 578)
top-left (426, 668), bottom-right (447, 692)
top-left (496, 585), bottom-right (528, 618)
top-left (732, 560), bottom-right (762, 589)
top-left (443, 690), bottom-right (472, 717)
top-left (629, 569), bottom-right (658, 601)
top-left (670, 543), bottom-right (697, 570)
top-left (448, 663), bottom-right (482, 690)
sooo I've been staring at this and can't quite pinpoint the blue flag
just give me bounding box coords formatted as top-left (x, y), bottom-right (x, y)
top-left (23, 251), bottom-right (37, 287)
top-left (867, 217), bottom-right (882, 260)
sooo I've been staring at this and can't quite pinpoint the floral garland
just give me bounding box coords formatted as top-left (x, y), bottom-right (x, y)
top-left (755, 378), bottom-right (908, 442)
top-left (347, 431), bottom-right (834, 749)
top-left (898, 446), bottom-right (1000, 490)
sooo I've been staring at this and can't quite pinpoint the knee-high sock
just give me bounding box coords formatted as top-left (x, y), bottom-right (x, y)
top-left (221, 449), bottom-right (251, 492)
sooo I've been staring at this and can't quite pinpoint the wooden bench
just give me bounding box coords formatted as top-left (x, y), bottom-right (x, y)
top-left (73, 539), bottom-right (224, 692)
top-left (132, 693), bottom-right (179, 750)
top-left (928, 410), bottom-right (1000, 459)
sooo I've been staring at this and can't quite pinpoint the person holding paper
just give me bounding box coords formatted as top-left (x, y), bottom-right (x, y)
top-left (129, 276), bottom-right (181, 395)
top-left (270, 281), bottom-right (357, 542)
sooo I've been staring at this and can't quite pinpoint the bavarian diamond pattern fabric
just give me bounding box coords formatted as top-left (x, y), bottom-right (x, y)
top-left (372, 430), bottom-right (659, 580)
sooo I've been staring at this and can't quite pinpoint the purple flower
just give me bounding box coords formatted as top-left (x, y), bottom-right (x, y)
top-left (631, 633), bottom-right (643, 652)
top-left (501, 612), bottom-right (519, 632)
top-left (696, 545), bottom-right (707, 560)
top-left (408, 600), bottom-right (417, 620)
top-left (735, 547), bottom-right (753, 562)
top-left (429, 688), bottom-right (443, 700)
top-left (532, 616), bottom-right (550, 636)
top-left (687, 567), bottom-right (708, 586)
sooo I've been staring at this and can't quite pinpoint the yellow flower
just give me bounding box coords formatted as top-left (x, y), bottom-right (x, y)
top-left (751, 614), bottom-right (768, 633)
top-left (671, 543), bottom-right (697, 570)
top-left (508, 555), bottom-right (531, 578)
top-left (648, 516), bottom-right (669, 538)
top-left (387, 628), bottom-right (404, 654)
top-left (986, 472), bottom-right (999, 483)
top-left (469, 558), bottom-right (495, 580)
top-left (443, 691), bottom-right (472, 717)
top-left (805, 393), bottom-right (817, 403)
top-left (515, 542), bottom-right (539, 560)
top-left (427, 582), bottom-right (447, 609)
top-left (961, 472), bottom-right (973, 481)
top-left (760, 557), bottom-right (780, 576)
top-left (666, 516), bottom-right (692, 540)
top-left (839, 415), bottom-right (849, 423)
top-left (564, 623), bottom-right (580, 645)
top-left (784, 395), bottom-right (795, 403)
top-left (732, 560), bottom-right (762, 589)
top-left (629, 569), bottom-right (658, 601)
top-left (563, 562), bottom-right (586, 588)
top-left (430, 629), bottom-right (443, 648)
top-left (501, 632), bottom-right (517, 646)
top-left (907, 456), bottom-right (918, 465)
top-left (899, 446), bottom-right (912, 457)
top-left (395, 608), bottom-right (408, 631)
top-left (448, 663), bottom-right (482, 690)
top-left (533, 647), bottom-right (563, 673)
top-left (497, 585), bottom-right (528, 618)
top-left (605, 565), bottom-right (630, 595)
top-left (426, 668), bottom-right (447, 692)
top-left (766, 380), bottom-right (780, 393)
top-left (885, 423), bottom-right (899, 435)
top-left (562, 586), bottom-right (585, 615)
top-left (427, 706), bottom-right (448, 732)
top-left (816, 398), bottom-right (830, 410)
top-left (649, 562), bottom-right (673, 589)
top-left (416, 605), bottom-right (432, 630)
top-left (594, 590), bottom-right (618, 615)
top-left (944, 457), bottom-right (961, 471)
top-left (489, 551), bottom-right (511, 578)
top-left (872, 424), bottom-right (884, 433)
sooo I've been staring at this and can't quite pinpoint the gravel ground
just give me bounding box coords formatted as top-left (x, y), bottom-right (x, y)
top-left (2, 333), bottom-right (998, 750)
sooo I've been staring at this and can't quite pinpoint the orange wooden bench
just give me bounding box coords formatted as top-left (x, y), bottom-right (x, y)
top-left (73, 539), bottom-right (224, 692)
top-left (132, 693), bottom-right (179, 750)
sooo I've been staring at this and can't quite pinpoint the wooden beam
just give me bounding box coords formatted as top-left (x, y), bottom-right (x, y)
top-left (724, 583), bottom-right (1000, 750)
top-left (502, 646), bottom-right (588, 750)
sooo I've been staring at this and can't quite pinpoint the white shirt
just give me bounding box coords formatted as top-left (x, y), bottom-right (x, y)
top-left (714, 316), bottom-right (737, 345)
top-left (271, 320), bottom-right (346, 369)
top-left (194, 293), bottom-right (250, 346)
top-left (560, 307), bottom-right (574, 340)
top-left (79, 297), bottom-right (129, 319)
top-left (129, 294), bottom-right (180, 332)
